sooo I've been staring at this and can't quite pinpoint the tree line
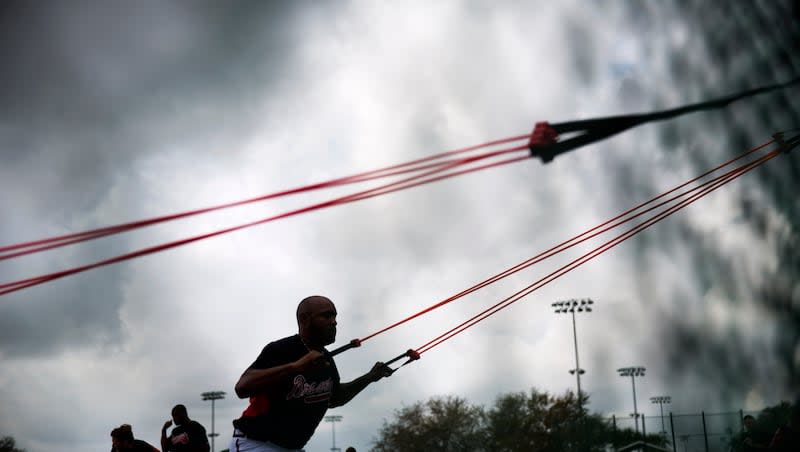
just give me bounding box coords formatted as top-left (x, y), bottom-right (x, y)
top-left (371, 388), bottom-right (666, 451)
top-left (0, 436), bottom-right (25, 452)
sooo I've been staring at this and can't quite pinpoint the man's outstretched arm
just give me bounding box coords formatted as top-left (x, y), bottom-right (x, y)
top-left (329, 362), bottom-right (393, 408)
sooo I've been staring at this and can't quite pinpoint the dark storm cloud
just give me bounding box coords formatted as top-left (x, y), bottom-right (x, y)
top-left (0, 263), bottom-right (128, 358)
top-left (602, 0), bottom-right (800, 403)
top-left (0, 1), bottom-right (307, 357)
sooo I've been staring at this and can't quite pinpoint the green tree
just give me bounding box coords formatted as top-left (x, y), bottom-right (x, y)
top-left (372, 389), bottom-right (668, 452)
top-left (485, 389), bottom-right (665, 451)
top-left (484, 389), bottom-right (551, 451)
top-left (0, 436), bottom-right (25, 452)
top-left (372, 396), bottom-right (486, 452)
top-left (727, 400), bottom-right (796, 451)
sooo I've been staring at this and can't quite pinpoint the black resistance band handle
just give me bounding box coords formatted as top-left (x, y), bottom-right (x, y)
top-left (328, 338), bottom-right (362, 358)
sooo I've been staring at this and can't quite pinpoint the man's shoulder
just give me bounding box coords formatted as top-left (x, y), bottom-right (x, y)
top-left (267, 334), bottom-right (301, 347)
top-left (189, 420), bottom-right (207, 431)
top-left (250, 334), bottom-right (304, 369)
top-left (185, 420), bottom-right (210, 445)
top-left (261, 334), bottom-right (303, 353)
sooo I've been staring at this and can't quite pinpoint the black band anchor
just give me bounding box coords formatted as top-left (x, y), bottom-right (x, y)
top-left (528, 76), bottom-right (800, 163)
top-left (383, 349), bottom-right (421, 374)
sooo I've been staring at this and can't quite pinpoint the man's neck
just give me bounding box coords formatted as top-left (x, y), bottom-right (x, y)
top-left (299, 333), bottom-right (323, 351)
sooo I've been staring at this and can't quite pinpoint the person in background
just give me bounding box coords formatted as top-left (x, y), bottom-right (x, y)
top-left (768, 400), bottom-right (800, 451)
top-left (742, 414), bottom-right (769, 451)
top-left (161, 404), bottom-right (210, 452)
top-left (111, 424), bottom-right (160, 452)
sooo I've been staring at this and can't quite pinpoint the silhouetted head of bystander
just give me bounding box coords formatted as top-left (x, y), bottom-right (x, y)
top-left (171, 404), bottom-right (190, 426)
top-left (744, 414), bottom-right (756, 431)
top-left (110, 424), bottom-right (134, 450)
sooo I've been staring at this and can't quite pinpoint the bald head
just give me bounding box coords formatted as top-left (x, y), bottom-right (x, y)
top-left (296, 295), bottom-right (337, 347)
top-left (297, 295), bottom-right (332, 323)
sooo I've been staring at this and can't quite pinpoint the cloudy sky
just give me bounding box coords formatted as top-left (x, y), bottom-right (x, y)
top-left (1, 1), bottom-right (798, 451)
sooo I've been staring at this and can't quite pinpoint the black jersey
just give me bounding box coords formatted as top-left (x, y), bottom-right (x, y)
top-left (233, 335), bottom-right (340, 449)
top-left (166, 420), bottom-right (209, 452)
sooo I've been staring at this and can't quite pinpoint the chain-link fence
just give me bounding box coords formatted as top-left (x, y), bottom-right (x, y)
top-left (606, 410), bottom-right (763, 452)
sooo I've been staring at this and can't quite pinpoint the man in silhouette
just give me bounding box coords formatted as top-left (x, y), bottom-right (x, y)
top-left (230, 295), bottom-right (393, 452)
top-left (161, 404), bottom-right (210, 452)
top-left (111, 424), bottom-right (159, 452)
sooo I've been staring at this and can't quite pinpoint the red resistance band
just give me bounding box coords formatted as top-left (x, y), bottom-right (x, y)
top-left (331, 133), bottom-right (797, 371)
top-left (1, 134), bottom-right (531, 260)
top-left (1, 139), bottom-right (531, 295)
top-left (4, 77), bottom-right (797, 294)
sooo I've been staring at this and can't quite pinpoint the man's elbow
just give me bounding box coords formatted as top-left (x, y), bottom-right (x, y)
top-left (328, 399), bottom-right (343, 409)
top-left (234, 377), bottom-right (252, 399)
top-left (328, 388), bottom-right (351, 409)
top-left (234, 384), bottom-right (249, 399)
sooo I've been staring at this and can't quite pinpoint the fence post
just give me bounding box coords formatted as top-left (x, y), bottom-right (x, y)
top-left (610, 414), bottom-right (617, 448)
top-left (642, 414), bottom-right (647, 439)
top-left (739, 408), bottom-right (744, 432)
top-left (669, 412), bottom-right (676, 451)
top-left (701, 411), bottom-right (709, 452)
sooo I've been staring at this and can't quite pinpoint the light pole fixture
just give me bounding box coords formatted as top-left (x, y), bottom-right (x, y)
top-left (552, 298), bottom-right (593, 410)
top-left (201, 391), bottom-right (226, 452)
top-left (650, 395), bottom-right (671, 436)
top-left (324, 415), bottom-right (343, 452)
top-left (617, 366), bottom-right (646, 434)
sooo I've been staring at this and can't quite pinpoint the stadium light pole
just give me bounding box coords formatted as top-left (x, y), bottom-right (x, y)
top-left (650, 396), bottom-right (671, 436)
top-left (324, 415), bottom-right (343, 452)
top-left (552, 298), bottom-right (593, 411)
top-left (201, 391), bottom-right (226, 452)
top-left (617, 367), bottom-right (646, 434)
